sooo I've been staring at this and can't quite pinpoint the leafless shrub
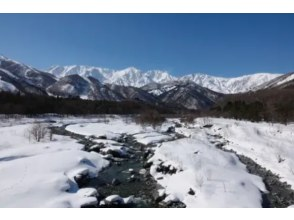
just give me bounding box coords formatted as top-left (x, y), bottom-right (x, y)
top-left (135, 110), bottom-right (166, 129)
top-left (101, 115), bottom-right (110, 124)
top-left (180, 114), bottom-right (195, 125)
top-left (49, 129), bottom-right (53, 141)
top-left (275, 149), bottom-right (285, 163)
top-left (26, 123), bottom-right (49, 142)
top-left (202, 117), bottom-right (212, 126)
top-left (123, 115), bottom-right (133, 124)
top-left (255, 128), bottom-right (261, 136)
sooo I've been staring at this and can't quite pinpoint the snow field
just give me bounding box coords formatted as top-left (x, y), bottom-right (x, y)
top-left (0, 123), bottom-right (108, 207)
top-left (149, 137), bottom-right (267, 207)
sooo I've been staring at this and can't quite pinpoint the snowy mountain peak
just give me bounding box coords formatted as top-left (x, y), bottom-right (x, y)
top-left (181, 72), bottom-right (282, 94)
top-left (49, 65), bottom-right (176, 88)
top-left (48, 64), bottom-right (281, 93)
top-left (255, 72), bottom-right (294, 90)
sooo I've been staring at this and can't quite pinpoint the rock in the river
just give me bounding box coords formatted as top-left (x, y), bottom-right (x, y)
top-left (139, 169), bottom-right (147, 175)
top-left (154, 189), bottom-right (166, 202)
top-left (103, 154), bottom-right (113, 160)
top-left (74, 173), bottom-right (90, 188)
top-left (123, 195), bottom-right (135, 204)
top-left (143, 149), bottom-right (153, 159)
top-left (128, 174), bottom-right (139, 182)
top-left (164, 194), bottom-right (179, 203)
top-left (80, 197), bottom-right (98, 208)
top-left (166, 126), bottom-right (175, 133)
top-left (77, 188), bottom-right (98, 197)
top-left (111, 178), bottom-right (121, 186)
top-left (128, 168), bottom-right (136, 174)
top-left (89, 144), bottom-right (101, 153)
top-left (143, 161), bottom-right (153, 169)
top-left (163, 194), bottom-right (186, 208)
top-left (104, 195), bottom-right (124, 205)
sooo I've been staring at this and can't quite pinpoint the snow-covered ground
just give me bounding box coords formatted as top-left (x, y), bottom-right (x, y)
top-left (149, 132), bottom-right (267, 208)
top-left (0, 123), bottom-right (108, 207)
top-left (133, 132), bottom-right (174, 145)
top-left (1, 115), bottom-right (294, 208)
top-left (66, 117), bottom-right (174, 141)
top-left (66, 118), bottom-right (146, 139)
top-left (196, 118), bottom-right (294, 189)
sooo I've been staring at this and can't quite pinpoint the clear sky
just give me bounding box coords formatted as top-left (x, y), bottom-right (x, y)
top-left (0, 14), bottom-right (294, 77)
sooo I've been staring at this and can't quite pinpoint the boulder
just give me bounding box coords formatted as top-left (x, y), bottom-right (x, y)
top-left (166, 126), bottom-right (175, 133)
top-left (104, 195), bottom-right (124, 205)
top-left (139, 169), bottom-right (147, 175)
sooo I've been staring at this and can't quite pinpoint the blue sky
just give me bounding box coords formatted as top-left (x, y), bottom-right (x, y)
top-left (0, 14), bottom-right (293, 77)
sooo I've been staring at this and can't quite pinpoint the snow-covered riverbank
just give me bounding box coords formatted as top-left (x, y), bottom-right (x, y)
top-left (1, 116), bottom-right (294, 207)
top-left (0, 123), bottom-right (108, 207)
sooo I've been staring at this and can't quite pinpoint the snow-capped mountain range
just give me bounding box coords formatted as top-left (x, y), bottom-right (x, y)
top-left (48, 66), bottom-right (176, 88)
top-left (180, 72), bottom-right (282, 93)
top-left (255, 72), bottom-right (294, 90)
top-left (48, 65), bottom-right (281, 94)
top-left (0, 55), bottom-right (291, 110)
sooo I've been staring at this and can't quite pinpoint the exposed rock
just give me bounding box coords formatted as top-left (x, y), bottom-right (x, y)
top-left (128, 168), bottom-right (136, 174)
top-left (188, 188), bottom-right (195, 195)
top-left (166, 126), bottom-right (175, 133)
top-left (156, 163), bottom-right (177, 175)
top-left (139, 169), bottom-right (147, 175)
top-left (128, 174), bottom-right (140, 183)
top-left (143, 161), bottom-right (153, 169)
top-left (123, 195), bottom-right (135, 204)
top-left (154, 189), bottom-right (166, 202)
top-left (77, 188), bottom-right (98, 197)
top-left (89, 144), bottom-right (102, 153)
top-left (80, 197), bottom-right (98, 208)
top-left (74, 173), bottom-right (90, 188)
top-left (104, 195), bottom-right (124, 205)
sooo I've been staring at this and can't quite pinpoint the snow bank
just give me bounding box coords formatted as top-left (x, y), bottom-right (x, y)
top-left (202, 118), bottom-right (294, 189)
top-left (66, 117), bottom-right (174, 140)
top-left (149, 137), bottom-right (266, 207)
top-left (0, 124), bottom-right (108, 207)
top-left (133, 132), bottom-right (173, 145)
top-left (66, 118), bottom-right (147, 139)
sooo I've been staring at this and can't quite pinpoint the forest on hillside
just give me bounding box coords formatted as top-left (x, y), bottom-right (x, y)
top-left (0, 92), bottom-right (175, 115)
top-left (208, 88), bottom-right (294, 124)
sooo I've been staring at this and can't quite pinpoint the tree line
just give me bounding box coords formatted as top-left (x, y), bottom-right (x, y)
top-left (0, 92), bottom-right (174, 115)
top-left (208, 88), bottom-right (294, 124)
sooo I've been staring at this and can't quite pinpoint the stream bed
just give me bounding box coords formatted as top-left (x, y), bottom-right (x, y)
top-left (51, 125), bottom-right (185, 208)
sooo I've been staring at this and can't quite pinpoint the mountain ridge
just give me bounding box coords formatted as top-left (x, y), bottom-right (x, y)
top-left (0, 55), bottom-right (289, 110)
top-left (48, 64), bottom-right (282, 94)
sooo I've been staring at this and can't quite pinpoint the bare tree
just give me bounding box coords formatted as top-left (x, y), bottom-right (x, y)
top-left (135, 110), bottom-right (166, 129)
top-left (49, 129), bottom-right (53, 141)
top-left (275, 148), bottom-right (285, 163)
top-left (26, 123), bottom-right (49, 142)
top-left (180, 114), bottom-right (195, 126)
